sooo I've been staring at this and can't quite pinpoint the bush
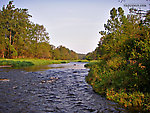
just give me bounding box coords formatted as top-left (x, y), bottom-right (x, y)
top-left (106, 89), bottom-right (150, 112)
top-left (86, 56), bottom-right (150, 112)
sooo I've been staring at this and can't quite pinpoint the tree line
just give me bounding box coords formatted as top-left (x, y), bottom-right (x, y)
top-left (86, 7), bottom-right (150, 111)
top-left (86, 8), bottom-right (150, 62)
top-left (0, 1), bottom-right (78, 60)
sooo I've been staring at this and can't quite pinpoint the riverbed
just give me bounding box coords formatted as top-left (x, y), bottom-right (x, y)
top-left (0, 62), bottom-right (127, 113)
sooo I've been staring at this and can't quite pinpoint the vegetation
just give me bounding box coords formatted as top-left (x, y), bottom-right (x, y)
top-left (0, 59), bottom-right (34, 67)
top-left (85, 47), bottom-right (100, 60)
top-left (51, 45), bottom-right (78, 60)
top-left (86, 7), bottom-right (150, 112)
top-left (78, 54), bottom-right (86, 60)
top-left (0, 59), bottom-right (69, 67)
top-left (0, 1), bottom-right (78, 60)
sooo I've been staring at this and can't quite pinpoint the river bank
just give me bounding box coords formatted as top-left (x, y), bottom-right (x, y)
top-left (0, 62), bottom-right (127, 113)
top-left (0, 59), bottom-right (90, 68)
top-left (0, 59), bottom-right (71, 68)
top-left (85, 61), bottom-right (150, 113)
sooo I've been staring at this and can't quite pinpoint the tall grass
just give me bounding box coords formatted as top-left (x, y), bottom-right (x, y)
top-left (0, 59), bottom-right (69, 67)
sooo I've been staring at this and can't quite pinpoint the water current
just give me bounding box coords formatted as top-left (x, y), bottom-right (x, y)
top-left (0, 62), bottom-right (127, 113)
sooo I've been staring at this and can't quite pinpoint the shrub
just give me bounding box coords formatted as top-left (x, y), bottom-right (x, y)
top-left (106, 88), bottom-right (150, 112)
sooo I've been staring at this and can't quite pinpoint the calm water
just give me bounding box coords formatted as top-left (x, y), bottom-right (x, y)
top-left (21, 62), bottom-right (87, 72)
top-left (0, 62), bottom-right (127, 113)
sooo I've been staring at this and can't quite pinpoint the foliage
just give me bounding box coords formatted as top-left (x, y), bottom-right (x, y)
top-left (86, 7), bottom-right (150, 112)
top-left (51, 45), bottom-right (78, 60)
top-left (78, 54), bottom-right (86, 60)
top-left (106, 89), bottom-right (150, 112)
top-left (84, 61), bottom-right (99, 68)
top-left (85, 47), bottom-right (100, 60)
top-left (0, 1), bottom-right (78, 60)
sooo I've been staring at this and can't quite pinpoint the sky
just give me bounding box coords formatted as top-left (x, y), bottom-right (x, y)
top-left (0, 0), bottom-right (149, 54)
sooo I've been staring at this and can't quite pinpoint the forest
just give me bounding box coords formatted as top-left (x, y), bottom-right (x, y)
top-left (86, 7), bottom-right (150, 112)
top-left (0, 1), bottom-right (78, 60)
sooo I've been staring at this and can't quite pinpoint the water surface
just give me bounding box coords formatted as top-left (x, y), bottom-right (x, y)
top-left (0, 62), bottom-right (127, 113)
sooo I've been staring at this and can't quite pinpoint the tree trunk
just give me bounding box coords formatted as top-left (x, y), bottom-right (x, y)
top-left (2, 51), bottom-right (4, 59)
top-left (9, 31), bottom-right (11, 45)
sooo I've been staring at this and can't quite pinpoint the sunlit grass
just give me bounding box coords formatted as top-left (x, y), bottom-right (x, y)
top-left (0, 58), bottom-right (97, 68)
top-left (72, 60), bottom-right (89, 62)
top-left (0, 59), bottom-right (70, 67)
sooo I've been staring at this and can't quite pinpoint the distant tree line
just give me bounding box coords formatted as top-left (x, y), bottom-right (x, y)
top-left (0, 1), bottom-right (78, 60)
top-left (78, 53), bottom-right (86, 60)
top-left (51, 45), bottom-right (78, 60)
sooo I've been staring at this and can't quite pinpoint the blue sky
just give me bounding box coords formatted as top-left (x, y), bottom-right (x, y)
top-left (0, 0), bottom-right (149, 54)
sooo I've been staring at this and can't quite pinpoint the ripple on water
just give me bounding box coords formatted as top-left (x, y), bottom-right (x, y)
top-left (0, 62), bottom-right (127, 113)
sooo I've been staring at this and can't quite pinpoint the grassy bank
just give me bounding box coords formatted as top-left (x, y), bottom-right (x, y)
top-left (0, 59), bottom-right (69, 67)
top-left (0, 59), bottom-right (91, 68)
top-left (72, 60), bottom-right (89, 62)
top-left (85, 61), bottom-right (150, 112)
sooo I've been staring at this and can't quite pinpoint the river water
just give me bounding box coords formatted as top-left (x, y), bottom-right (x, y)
top-left (0, 62), bottom-right (127, 113)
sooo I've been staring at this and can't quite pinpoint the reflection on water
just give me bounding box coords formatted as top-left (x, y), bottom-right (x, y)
top-left (22, 65), bottom-right (60, 72)
top-left (22, 62), bottom-right (87, 72)
top-left (49, 62), bottom-right (87, 69)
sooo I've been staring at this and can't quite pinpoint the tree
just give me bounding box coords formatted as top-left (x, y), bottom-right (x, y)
top-left (0, 1), bottom-right (78, 60)
top-left (0, 1), bottom-right (32, 58)
top-left (94, 7), bottom-right (150, 92)
top-left (51, 45), bottom-right (78, 60)
top-left (0, 1), bottom-right (52, 58)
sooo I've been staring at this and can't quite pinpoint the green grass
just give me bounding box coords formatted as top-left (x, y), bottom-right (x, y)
top-left (71, 60), bottom-right (89, 62)
top-left (71, 60), bottom-right (98, 63)
top-left (0, 59), bottom-right (96, 68)
top-left (0, 59), bottom-right (70, 67)
top-left (0, 59), bottom-right (34, 67)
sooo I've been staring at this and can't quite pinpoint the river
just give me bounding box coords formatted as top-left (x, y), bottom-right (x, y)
top-left (0, 62), bottom-right (127, 113)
